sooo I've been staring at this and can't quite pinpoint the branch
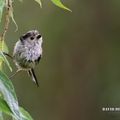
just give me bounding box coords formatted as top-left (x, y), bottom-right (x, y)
top-left (0, 0), bottom-right (11, 41)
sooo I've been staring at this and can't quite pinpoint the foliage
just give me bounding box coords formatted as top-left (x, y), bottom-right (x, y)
top-left (51, 0), bottom-right (72, 12)
top-left (0, 0), bottom-right (71, 119)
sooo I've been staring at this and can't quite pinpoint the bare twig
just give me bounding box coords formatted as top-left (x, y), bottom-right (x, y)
top-left (3, 52), bottom-right (13, 59)
top-left (0, 0), bottom-right (12, 41)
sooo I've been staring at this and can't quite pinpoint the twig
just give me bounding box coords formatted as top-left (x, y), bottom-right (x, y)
top-left (0, 0), bottom-right (11, 41)
top-left (3, 52), bottom-right (13, 59)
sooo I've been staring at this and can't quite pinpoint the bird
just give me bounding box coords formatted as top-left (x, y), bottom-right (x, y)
top-left (12, 30), bottom-right (43, 87)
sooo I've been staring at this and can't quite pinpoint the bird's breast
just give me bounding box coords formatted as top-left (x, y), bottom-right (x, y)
top-left (24, 43), bottom-right (42, 61)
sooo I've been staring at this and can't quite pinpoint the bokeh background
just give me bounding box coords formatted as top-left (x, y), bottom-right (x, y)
top-left (3, 0), bottom-right (120, 120)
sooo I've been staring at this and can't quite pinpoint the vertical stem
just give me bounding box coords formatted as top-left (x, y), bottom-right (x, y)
top-left (0, 0), bottom-right (11, 41)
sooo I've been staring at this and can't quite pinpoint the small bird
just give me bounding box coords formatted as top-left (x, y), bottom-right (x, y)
top-left (13, 30), bottom-right (43, 87)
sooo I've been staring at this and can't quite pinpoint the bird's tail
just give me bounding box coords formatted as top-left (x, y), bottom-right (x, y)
top-left (28, 69), bottom-right (39, 87)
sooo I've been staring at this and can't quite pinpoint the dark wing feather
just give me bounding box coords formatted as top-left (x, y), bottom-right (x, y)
top-left (35, 55), bottom-right (41, 64)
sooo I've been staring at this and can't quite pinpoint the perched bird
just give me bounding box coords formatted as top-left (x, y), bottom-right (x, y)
top-left (13, 30), bottom-right (43, 87)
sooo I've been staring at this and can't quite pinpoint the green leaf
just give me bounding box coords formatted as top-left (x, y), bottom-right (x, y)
top-left (0, 51), bottom-right (12, 72)
top-left (0, 0), bottom-right (5, 23)
top-left (51, 0), bottom-right (72, 12)
top-left (0, 97), bottom-right (12, 116)
top-left (0, 41), bottom-right (10, 71)
top-left (0, 97), bottom-right (34, 120)
top-left (20, 107), bottom-right (33, 120)
top-left (0, 71), bottom-right (21, 120)
top-left (1, 41), bottom-right (9, 54)
top-left (0, 111), bottom-right (3, 120)
top-left (34, 0), bottom-right (42, 8)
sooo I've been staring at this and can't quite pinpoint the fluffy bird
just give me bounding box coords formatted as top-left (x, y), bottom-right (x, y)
top-left (13, 30), bottom-right (43, 87)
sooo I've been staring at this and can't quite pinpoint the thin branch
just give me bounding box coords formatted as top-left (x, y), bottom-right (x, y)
top-left (0, 0), bottom-right (11, 41)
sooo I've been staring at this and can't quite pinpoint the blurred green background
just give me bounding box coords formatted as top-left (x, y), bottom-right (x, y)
top-left (3, 0), bottom-right (120, 120)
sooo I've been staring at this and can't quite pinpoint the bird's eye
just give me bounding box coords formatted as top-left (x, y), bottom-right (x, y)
top-left (36, 34), bottom-right (41, 39)
top-left (30, 37), bottom-right (34, 40)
